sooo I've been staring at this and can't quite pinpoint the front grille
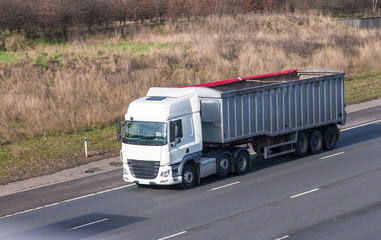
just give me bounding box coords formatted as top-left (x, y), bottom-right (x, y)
top-left (128, 160), bottom-right (160, 179)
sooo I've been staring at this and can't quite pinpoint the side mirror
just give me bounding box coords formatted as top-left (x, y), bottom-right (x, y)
top-left (117, 122), bottom-right (121, 134)
top-left (170, 121), bottom-right (182, 147)
top-left (117, 122), bottom-right (122, 142)
top-left (174, 125), bottom-right (181, 144)
top-left (175, 125), bottom-right (180, 138)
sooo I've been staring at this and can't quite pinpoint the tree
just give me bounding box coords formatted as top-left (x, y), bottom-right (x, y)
top-left (20, 0), bottom-right (40, 38)
top-left (187, 0), bottom-right (214, 19)
top-left (77, 0), bottom-right (109, 31)
top-left (50, 0), bottom-right (76, 40)
top-left (167, 0), bottom-right (188, 21)
top-left (243, 0), bottom-right (261, 13)
top-left (124, 0), bottom-right (141, 23)
top-left (139, 0), bottom-right (155, 22)
top-left (342, 0), bottom-right (361, 16)
top-left (373, 0), bottom-right (378, 14)
top-left (213, 0), bottom-right (245, 17)
top-left (0, 0), bottom-right (26, 33)
top-left (226, 0), bottom-right (245, 17)
top-left (114, 0), bottom-right (130, 25)
top-left (37, 0), bottom-right (56, 36)
top-left (152, 0), bottom-right (168, 23)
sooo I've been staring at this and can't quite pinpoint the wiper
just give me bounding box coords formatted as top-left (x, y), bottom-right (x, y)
top-left (154, 141), bottom-right (164, 146)
top-left (122, 138), bottom-right (138, 144)
top-left (146, 141), bottom-right (164, 146)
top-left (142, 136), bottom-right (157, 140)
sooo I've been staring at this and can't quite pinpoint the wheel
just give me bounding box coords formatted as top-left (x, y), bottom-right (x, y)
top-left (295, 131), bottom-right (308, 156)
top-left (234, 151), bottom-right (250, 175)
top-left (177, 164), bottom-right (196, 190)
top-left (309, 130), bottom-right (323, 154)
top-left (216, 154), bottom-right (231, 177)
top-left (323, 127), bottom-right (337, 150)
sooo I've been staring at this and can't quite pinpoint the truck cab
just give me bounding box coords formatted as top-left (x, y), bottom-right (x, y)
top-left (120, 87), bottom-right (203, 186)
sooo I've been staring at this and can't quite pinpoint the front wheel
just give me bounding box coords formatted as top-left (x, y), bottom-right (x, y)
top-left (177, 164), bottom-right (196, 190)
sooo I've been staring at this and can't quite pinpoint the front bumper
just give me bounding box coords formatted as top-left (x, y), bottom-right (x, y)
top-left (123, 163), bottom-right (182, 185)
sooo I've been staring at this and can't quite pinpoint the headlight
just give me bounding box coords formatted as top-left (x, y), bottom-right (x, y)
top-left (160, 169), bottom-right (170, 178)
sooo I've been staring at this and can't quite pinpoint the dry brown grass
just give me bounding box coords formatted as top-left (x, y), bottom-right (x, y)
top-left (1, 13), bottom-right (381, 144)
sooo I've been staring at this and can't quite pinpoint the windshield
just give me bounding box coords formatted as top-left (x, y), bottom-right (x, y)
top-left (122, 121), bottom-right (167, 146)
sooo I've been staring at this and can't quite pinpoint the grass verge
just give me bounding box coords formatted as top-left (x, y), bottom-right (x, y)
top-left (0, 51), bottom-right (17, 63)
top-left (0, 126), bottom-right (121, 184)
top-left (345, 72), bottom-right (381, 105)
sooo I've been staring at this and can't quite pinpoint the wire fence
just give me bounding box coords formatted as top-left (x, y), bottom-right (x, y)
top-left (338, 17), bottom-right (381, 29)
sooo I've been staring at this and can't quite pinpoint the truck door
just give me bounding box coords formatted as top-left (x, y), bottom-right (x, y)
top-left (169, 116), bottom-right (195, 164)
top-left (169, 119), bottom-right (185, 164)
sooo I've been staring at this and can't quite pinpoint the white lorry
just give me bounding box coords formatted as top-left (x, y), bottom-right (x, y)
top-left (117, 68), bottom-right (346, 189)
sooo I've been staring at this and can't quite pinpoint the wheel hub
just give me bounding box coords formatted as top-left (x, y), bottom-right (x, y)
top-left (184, 171), bottom-right (193, 184)
top-left (220, 158), bottom-right (229, 170)
top-left (238, 157), bottom-right (247, 170)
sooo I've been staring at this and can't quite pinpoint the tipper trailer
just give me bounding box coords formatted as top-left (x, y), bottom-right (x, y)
top-left (117, 68), bottom-right (346, 189)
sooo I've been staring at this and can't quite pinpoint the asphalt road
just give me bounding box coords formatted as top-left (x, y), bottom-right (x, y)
top-left (0, 105), bottom-right (381, 240)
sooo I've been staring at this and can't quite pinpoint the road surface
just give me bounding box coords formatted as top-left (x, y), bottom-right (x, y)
top-left (0, 103), bottom-right (380, 240)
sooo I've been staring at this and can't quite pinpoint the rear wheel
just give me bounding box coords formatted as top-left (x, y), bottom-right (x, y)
top-left (217, 154), bottom-right (231, 177)
top-left (295, 131), bottom-right (308, 156)
top-left (177, 164), bottom-right (196, 190)
top-left (309, 130), bottom-right (323, 154)
top-left (323, 127), bottom-right (337, 150)
top-left (234, 151), bottom-right (250, 175)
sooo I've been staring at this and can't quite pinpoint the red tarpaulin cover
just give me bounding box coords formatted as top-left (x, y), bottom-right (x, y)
top-left (178, 69), bottom-right (297, 88)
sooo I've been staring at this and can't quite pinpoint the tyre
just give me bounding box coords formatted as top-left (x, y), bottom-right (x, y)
top-left (234, 151), bottom-right (250, 175)
top-left (295, 131), bottom-right (308, 156)
top-left (177, 164), bottom-right (196, 190)
top-left (323, 127), bottom-right (337, 150)
top-left (217, 154), bottom-right (231, 177)
top-left (309, 130), bottom-right (323, 154)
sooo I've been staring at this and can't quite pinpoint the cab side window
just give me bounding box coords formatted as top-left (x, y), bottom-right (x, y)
top-left (170, 119), bottom-right (183, 142)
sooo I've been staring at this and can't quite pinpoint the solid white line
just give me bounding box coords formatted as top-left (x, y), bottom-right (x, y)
top-left (274, 235), bottom-right (290, 240)
top-left (290, 188), bottom-right (319, 199)
top-left (67, 218), bottom-right (108, 231)
top-left (0, 184), bottom-right (134, 220)
top-left (157, 231), bottom-right (187, 240)
top-left (320, 151), bottom-right (345, 160)
top-left (209, 181), bottom-right (240, 191)
top-left (341, 119), bottom-right (381, 132)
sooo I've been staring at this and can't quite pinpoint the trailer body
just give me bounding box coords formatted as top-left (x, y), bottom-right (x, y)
top-left (197, 68), bottom-right (345, 144)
